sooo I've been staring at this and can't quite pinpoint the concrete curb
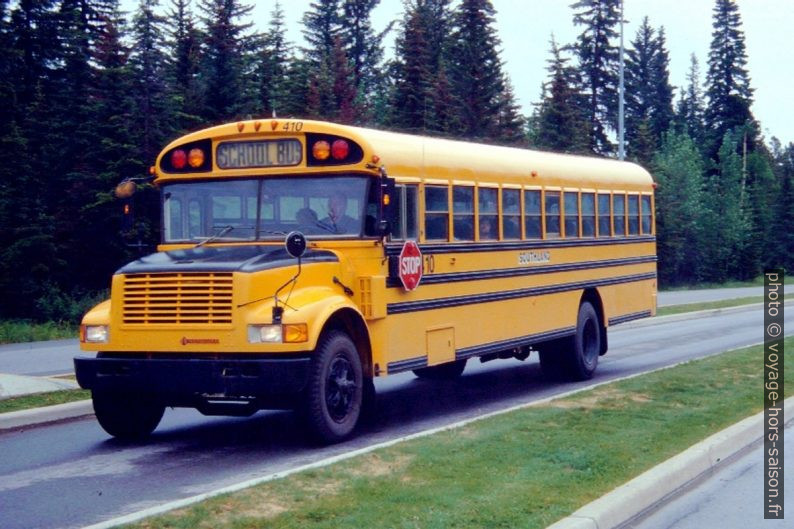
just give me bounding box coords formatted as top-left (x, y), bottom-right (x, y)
top-left (618, 299), bottom-right (793, 330)
top-left (0, 399), bottom-right (93, 432)
top-left (547, 396), bottom-right (794, 529)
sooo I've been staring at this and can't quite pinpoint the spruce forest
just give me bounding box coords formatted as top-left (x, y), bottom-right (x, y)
top-left (0, 0), bottom-right (791, 322)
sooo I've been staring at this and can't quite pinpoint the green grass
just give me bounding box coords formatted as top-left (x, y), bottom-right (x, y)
top-left (129, 337), bottom-right (793, 529)
top-left (0, 320), bottom-right (77, 344)
top-left (0, 389), bottom-right (90, 414)
top-left (660, 275), bottom-right (789, 292)
top-left (656, 295), bottom-right (762, 316)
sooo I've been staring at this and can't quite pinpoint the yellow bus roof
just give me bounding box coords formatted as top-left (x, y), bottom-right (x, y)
top-left (157, 119), bottom-right (654, 191)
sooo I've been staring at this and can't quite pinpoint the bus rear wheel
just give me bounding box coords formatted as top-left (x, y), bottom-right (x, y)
top-left (412, 359), bottom-right (467, 380)
top-left (539, 301), bottom-right (601, 381)
top-left (304, 331), bottom-right (363, 443)
top-left (92, 391), bottom-right (165, 439)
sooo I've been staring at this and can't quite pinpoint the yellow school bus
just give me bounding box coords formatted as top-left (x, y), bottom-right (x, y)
top-left (75, 119), bottom-right (657, 443)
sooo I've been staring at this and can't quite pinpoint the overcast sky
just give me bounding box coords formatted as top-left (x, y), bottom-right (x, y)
top-left (127, 0), bottom-right (794, 145)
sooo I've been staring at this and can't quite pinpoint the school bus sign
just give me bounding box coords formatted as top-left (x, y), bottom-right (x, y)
top-left (398, 240), bottom-right (423, 291)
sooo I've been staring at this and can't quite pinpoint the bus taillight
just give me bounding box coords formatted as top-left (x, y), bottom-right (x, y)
top-left (331, 140), bottom-right (349, 160)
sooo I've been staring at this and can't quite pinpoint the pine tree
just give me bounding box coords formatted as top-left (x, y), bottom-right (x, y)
top-left (197, 0), bottom-right (254, 121)
top-left (340, 0), bottom-right (389, 101)
top-left (257, 1), bottom-right (290, 117)
top-left (569, 0), bottom-right (620, 155)
top-left (704, 0), bottom-right (754, 155)
top-left (494, 78), bottom-right (525, 145)
top-left (330, 35), bottom-right (356, 123)
top-left (447, 0), bottom-right (509, 140)
top-left (301, 0), bottom-right (342, 118)
top-left (773, 143), bottom-right (794, 271)
top-left (533, 36), bottom-right (588, 154)
top-left (652, 129), bottom-right (706, 284)
top-left (167, 0), bottom-right (203, 130)
top-left (675, 53), bottom-right (706, 144)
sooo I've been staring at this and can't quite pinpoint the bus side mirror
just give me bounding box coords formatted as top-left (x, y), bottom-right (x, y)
top-left (115, 179), bottom-right (137, 198)
top-left (285, 231), bottom-right (307, 259)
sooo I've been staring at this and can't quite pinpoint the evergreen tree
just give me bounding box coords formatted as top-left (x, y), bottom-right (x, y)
top-left (569, 0), bottom-right (620, 154)
top-left (494, 78), bottom-right (525, 145)
top-left (257, 1), bottom-right (290, 117)
top-left (704, 0), bottom-right (754, 155)
top-left (197, 0), bottom-right (254, 121)
top-left (772, 142), bottom-right (794, 271)
top-left (341, 0), bottom-right (389, 101)
top-left (652, 129), bottom-right (706, 284)
top-left (167, 0), bottom-right (203, 130)
top-left (301, 0), bottom-right (342, 118)
top-left (330, 35), bottom-right (357, 123)
top-left (8, 0), bottom-right (60, 109)
top-left (129, 0), bottom-right (171, 162)
top-left (533, 35), bottom-right (588, 154)
top-left (447, 0), bottom-right (509, 140)
top-left (675, 53), bottom-right (706, 144)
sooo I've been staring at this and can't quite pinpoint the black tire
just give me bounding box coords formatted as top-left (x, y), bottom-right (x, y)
top-left (540, 301), bottom-right (601, 381)
top-left (412, 359), bottom-right (467, 380)
top-left (304, 331), bottom-right (363, 443)
top-left (92, 391), bottom-right (165, 439)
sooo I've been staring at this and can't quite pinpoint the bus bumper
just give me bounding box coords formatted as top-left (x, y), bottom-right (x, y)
top-left (74, 355), bottom-right (312, 402)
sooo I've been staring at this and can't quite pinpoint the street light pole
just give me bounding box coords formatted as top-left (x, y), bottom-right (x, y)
top-left (618, 0), bottom-right (625, 160)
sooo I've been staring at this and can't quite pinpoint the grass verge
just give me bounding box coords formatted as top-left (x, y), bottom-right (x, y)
top-left (0, 320), bottom-right (77, 344)
top-left (660, 275), bottom-right (790, 291)
top-left (0, 389), bottom-right (90, 414)
top-left (130, 336), bottom-right (793, 529)
top-left (656, 295), bottom-right (762, 316)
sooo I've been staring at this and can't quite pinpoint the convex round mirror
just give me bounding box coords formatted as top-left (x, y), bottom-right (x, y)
top-left (285, 231), bottom-right (307, 258)
top-left (115, 180), bottom-right (137, 198)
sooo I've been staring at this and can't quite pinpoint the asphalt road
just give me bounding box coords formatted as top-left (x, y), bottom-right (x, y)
top-left (0, 303), bottom-right (792, 529)
top-left (1, 286), bottom-right (788, 377)
top-left (631, 423), bottom-right (793, 529)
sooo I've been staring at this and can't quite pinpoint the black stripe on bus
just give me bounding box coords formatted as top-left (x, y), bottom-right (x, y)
top-left (384, 235), bottom-right (656, 256)
top-left (387, 356), bottom-right (428, 373)
top-left (386, 255), bottom-right (657, 288)
top-left (386, 272), bottom-right (657, 315)
top-left (608, 310), bottom-right (653, 326)
top-left (455, 327), bottom-right (576, 361)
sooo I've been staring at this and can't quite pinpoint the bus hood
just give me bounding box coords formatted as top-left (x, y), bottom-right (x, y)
top-left (115, 245), bottom-right (338, 275)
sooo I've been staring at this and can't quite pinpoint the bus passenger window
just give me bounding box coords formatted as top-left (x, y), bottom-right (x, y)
top-left (597, 193), bottom-right (611, 237)
top-left (564, 192), bottom-right (579, 238)
top-left (453, 186), bottom-right (474, 240)
top-left (502, 189), bottom-right (521, 239)
top-left (390, 185), bottom-right (419, 240)
top-left (628, 194), bottom-right (640, 235)
top-left (582, 192), bottom-right (595, 237)
top-left (641, 195), bottom-right (653, 234)
top-left (613, 194), bottom-right (626, 236)
top-left (425, 185), bottom-right (449, 240)
top-left (524, 190), bottom-right (541, 239)
top-left (478, 187), bottom-right (498, 240)
top-left (545, 191), bottom-right (561, 238)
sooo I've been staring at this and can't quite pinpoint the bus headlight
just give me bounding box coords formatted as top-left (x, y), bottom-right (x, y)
top-left (82, 325), bottom-right (109, 343)
top-left (248, 324), bottom-right (308, 344)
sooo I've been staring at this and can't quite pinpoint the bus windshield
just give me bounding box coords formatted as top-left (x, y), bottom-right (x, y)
top-left (162, 175), bottom-right (372, 243)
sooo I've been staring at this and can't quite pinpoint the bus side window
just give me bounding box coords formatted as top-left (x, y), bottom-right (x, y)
top-left (453, 186), bottom-right (474, 241)
top-left (597, 192), bottom-right (611, 237)
top-left (425, 185), bottom-right (449, 240)
top-left (641, 195), bottom-right (653, 234)
top-left (524, 190), bottom-right (541, 239)
top-left (478, 187), bottom-right (498, 240)
top-left (564, 191), bottom-right (579, 238)
top-left (545, 191), bottom-right (561, 238)
top-left (391, 184), bottom-right (418, 240)
top-left (502, 189), bottom-right (521, 239)
top-left (581, 192), bottom-right (595, 237)
top-left (628, 194), bottom-right (640, 235)
top-left (613, 193), bottom-right (626, 236)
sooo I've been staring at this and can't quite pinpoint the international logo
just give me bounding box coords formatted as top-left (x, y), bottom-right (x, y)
top-left (181, 337), bottom-right (220, 346)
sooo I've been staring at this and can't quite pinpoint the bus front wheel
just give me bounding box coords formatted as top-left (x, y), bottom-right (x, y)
top-left (304, 331), bottom-right (363, 443)
top-left (92, 391), bottom-right (165, 439)
top-left (539, 301), bottom-right (601, 381)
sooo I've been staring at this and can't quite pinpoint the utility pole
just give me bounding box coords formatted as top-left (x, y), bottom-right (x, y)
top-left (618, 0), bottom-right (625, 160)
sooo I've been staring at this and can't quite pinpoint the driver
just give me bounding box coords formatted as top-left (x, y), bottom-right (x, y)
top-left (320, 192), bottom-right (359, 234)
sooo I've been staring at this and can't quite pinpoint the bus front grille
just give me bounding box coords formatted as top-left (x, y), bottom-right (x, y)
top-left (121, 273), bottom-right (234, 325)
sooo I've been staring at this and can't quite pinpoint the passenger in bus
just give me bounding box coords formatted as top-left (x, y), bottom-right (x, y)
top-left (296, 207), bottom-right (320, 234)
top-left (479, 216), bottom-right (497, 240)
top-left (320, 192), bottom-right (359, 234)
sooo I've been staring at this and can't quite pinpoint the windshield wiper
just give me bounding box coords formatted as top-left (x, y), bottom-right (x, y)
top-left (194, 225), bottom-right (235, 248)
